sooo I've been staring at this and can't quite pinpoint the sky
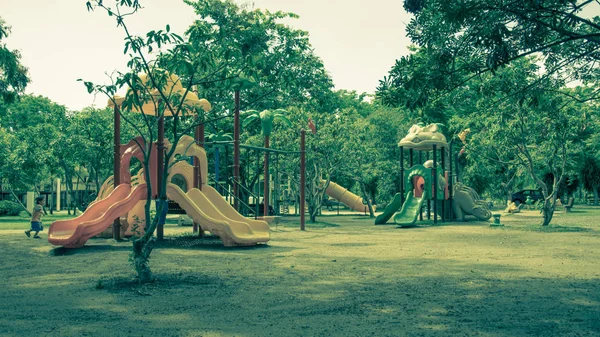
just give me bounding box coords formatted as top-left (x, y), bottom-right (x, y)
top-left (2, 0), bottom-right (412, 111)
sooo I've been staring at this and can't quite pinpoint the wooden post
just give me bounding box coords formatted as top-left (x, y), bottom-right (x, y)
top-left (234, 91), bottom-right (240, 211)
top-left (157, 115), bottom-right (165, 241)
top-left (300, 130), bottom-right (306, 231)
top-left (113, 105), bottom-right (121, 241)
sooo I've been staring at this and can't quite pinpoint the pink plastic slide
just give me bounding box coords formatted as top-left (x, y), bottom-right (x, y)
top-left (48, 184), bottom-right (147, 248)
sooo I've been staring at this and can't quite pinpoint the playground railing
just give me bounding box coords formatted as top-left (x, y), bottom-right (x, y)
top-left (209, 176), bottom-right (260, 219)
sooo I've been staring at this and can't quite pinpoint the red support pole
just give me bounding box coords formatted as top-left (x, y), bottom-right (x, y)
top-left (300, 129), bottom-right (306, 231)
top-left (157, 115), bottom-right (165, 240)
top-left (113, 105), bottom-right (121, 241)
top-left (264, 136), bottom-right (270, 218)
top-left (234, 90), bottom-right (240, 211)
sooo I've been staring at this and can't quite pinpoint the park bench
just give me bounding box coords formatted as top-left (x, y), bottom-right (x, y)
top-left (564, 197), bottom-right (574, 213)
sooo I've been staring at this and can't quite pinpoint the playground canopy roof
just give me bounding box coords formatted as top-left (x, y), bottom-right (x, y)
top-left (107, 73), bottom-right (211, 117)
top-left (397, 123), bottom-right (448, 151)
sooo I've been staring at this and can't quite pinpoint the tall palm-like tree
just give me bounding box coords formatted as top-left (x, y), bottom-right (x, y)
top-left (207, 130), bottom-right (233, 189)
top-left (243, 109), bottom-right (291, 217)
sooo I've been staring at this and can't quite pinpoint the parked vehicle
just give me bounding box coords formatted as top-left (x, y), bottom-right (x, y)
top-left (322, 197), bottom-right (339, 211)
top-left (511, 189), bottom-right (543, 205)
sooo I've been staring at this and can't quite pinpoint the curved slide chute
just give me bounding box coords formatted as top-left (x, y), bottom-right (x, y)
top-left (375, 193), bottom-right (403, 225)
top-left (48, 184), bottom-right (147, 248)
top-left (393, 191), bottom-right (425, 227)
top-left (166, 183), bottom-right (270, 246)
top-left (325, 181), bottom-right (374, 213)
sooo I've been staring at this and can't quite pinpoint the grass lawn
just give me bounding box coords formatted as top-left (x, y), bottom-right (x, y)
top-left (1, 207), bottom-right (599, 336)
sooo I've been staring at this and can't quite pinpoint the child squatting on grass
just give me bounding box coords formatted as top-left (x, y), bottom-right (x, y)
top-left (25, 196), bottom-right (46, 239)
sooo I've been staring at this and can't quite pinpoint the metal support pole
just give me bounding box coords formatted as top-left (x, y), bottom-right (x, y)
top-left (441, 146), bottom-right (446, 222)
top-left (427, 150), bottom-right (430, 220)
top-left (113, 105), bottom-right (121, 241)
top-left (448, 140), bottom-right (454, 221)
top-left (399, 147), bottom-right (405, 203)
top-left (264, 136), bottom-right (270, 218)
top-left (455, 142), bottom-right (460, 184)
top-left (433, 145), bottom-right (438, 225)
top-left (193, 125), bottom-right (202, 234)
top-left (234, 91), bottom-right (240, 211)
top-left (300, 130), bottom-right (306, 231)
top-left (157, 115), bottom-right (165, 240)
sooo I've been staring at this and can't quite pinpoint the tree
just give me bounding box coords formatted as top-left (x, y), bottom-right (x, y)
top-left (0, 17), bottom-right (29, 104)
top-left (339, 116), bottom-right (378, 217)
top-left (83, 0), bottom-right (217, 283)
top-left (399, 0), bottom-right (600, 100)
top-left (580, 155), bottom-right (600, 205)
top-left (181, 0), bottom-right (334, 216)
top-left (0, 95), bottom-right (67, 213)
top-left (184, 0), bottom-right (334, 114)
top-left (453, 58), bottom-right (584, 226)
top-left (271, 107), bottom-right (349, 223)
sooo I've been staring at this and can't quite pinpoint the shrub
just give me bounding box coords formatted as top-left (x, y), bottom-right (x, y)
top-left (0, 200), bottom-right (23, 216)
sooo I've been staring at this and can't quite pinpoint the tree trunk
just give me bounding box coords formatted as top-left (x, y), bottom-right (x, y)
top-left (49, 179), bottom-right (54, 215)
top-left (309, 200), bottom-right (319, 223)
top-left (73, 175), bottom-right (80, 216)
top-left (360, 182), bottom-right (375, 217)
top-left (9, 187), bottom-right (30, 216)
top-left (64, 173), bottom-right (73, 215)
top-left (541, 199), bottom-right (555, 226)
top-left (132, 236), bottom-right (155, 283)
top-left (594, 188), bottom-right (599, 206)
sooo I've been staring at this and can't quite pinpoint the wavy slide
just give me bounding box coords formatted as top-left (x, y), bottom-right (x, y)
top-left (375, 193), bottom-right (403, 225)
top-left (166, 184), bottom-right (270, 246)
top-left (48, 184), bottom-right (147, 248)
top-left (393, 191), bottom-right (425, 227)
top-left (325, 181), bottom-right (373, 213)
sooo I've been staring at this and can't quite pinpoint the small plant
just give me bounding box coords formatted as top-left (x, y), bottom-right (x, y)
top-left (95, 279), bottom-right (104, 290)
top-left (0, 200), bottom-right (22, 216)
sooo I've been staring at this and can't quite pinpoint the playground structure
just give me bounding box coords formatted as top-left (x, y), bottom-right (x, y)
top-left (375, 123), bottom-right (491, 227)
top-left (48, 136), bottom-right (270, 248)
top-left (48, 72), bottom-right (274, 248)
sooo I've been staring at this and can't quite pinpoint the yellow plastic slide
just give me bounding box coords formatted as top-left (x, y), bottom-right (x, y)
top-left (325, 181), bottom-right (374, 212)
top-left (166, 183), bottom-right (270, 246)
top-left (48, 184), bottom-right (147, 248)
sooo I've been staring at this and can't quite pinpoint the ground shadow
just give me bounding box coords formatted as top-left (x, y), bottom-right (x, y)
top-left (51, 244), bottom-right (131, 256)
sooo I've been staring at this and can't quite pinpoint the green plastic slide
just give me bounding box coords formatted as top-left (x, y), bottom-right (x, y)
top-left (375, 193), bottom-right (404, 225)
top-left (393, 191), bottom-right (425, 227)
